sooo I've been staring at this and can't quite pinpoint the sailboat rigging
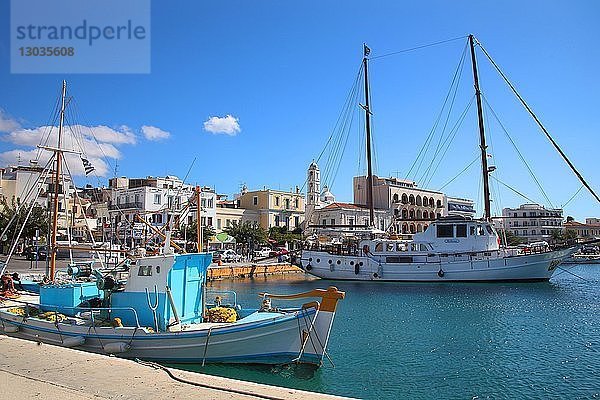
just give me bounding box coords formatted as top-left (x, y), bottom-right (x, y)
top-left (300, 35), bottom-right (598, 282)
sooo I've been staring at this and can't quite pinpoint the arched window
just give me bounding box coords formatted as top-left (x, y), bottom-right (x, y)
top-left (436, 199), bottom-right (442, 208)
top-left (422, 196), bottom-right (428, 208)
top-left (423, 211), bottom-right (428, 219)
top-left (409, 194), bottom-right (415, 205)
top-left (402, 209), bottom-right (408, 219)
top-left (393, 193), bottom-right (399, 203)
top-left (429, 198), bottom-right (435, 208)
top-left (417, 224), bottom-right (423, 232)
top-left (410, 224), bottom-right (416, 233)
top-left (416, 209), bottom-right (422, 219)
top-left (402, 223), bottom-right (408, 233)
top-left (416, 195), bottom-right (422, 206)
top-left (409, 209), bottom-right (415, 219)
top-left (401, 193), bottom-right (408, 204)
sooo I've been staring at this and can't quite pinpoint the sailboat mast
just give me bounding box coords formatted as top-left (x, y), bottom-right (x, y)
top-left (468, 35), bottom-right (492, 221)
top-left (363, 45), bottom-right (375, 227)
top-left (49, 80), bottom-right (66, 281)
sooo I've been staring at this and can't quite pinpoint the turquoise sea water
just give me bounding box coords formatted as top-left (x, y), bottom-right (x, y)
top-left (172, 265), bottom-right (600, 399)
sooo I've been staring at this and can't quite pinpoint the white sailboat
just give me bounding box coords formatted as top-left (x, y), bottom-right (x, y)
top-left (0, 81), bottom-right (345, 366)
top-left (300, 35), bottom-right (596, 282)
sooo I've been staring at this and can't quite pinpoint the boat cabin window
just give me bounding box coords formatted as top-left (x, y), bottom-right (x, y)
top-left (138, 265), bottom-right (153, 276)
top-left (420, 244), bottom-right (429, 251)
top-left (387, 243), bottom-right (395, 252)
top-left (477, 225), bottom-right (485, 236)
top-left (410, 243), bottom-right (418, 252)
top-left (470, 226), bottom-right (476, 236)
top-left (436, 224), bottom-right (454, 238)
top-left (456, 224), bottom-right (467, 238)
top-left (486, 225), bottom-right (494, 235)
top-left (396, 243), bottom-right (407, 252)
top-left (375, 243), bottom-right (383, 252)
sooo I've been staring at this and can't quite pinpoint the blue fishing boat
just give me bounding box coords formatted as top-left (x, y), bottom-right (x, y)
top-left (0, 80), bottom-right (345, 367)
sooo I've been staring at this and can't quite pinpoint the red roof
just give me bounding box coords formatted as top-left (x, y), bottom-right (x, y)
top-left (564, 221), bottom-right (600, 229)
top-left (321, 202), bottom-right (368, 210)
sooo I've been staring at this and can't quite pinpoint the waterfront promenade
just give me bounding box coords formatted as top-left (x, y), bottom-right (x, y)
top-left (0, 336), bottom-right (350, 400)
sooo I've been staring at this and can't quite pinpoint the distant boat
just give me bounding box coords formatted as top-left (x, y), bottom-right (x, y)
top-left (0, 81), bottom-right (345, 367)
top-left (301, 35), bottom-right (598, 282)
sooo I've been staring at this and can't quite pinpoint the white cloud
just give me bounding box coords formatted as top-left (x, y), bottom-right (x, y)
top-left (203, 115), bottom-right (241, 136)
top-left (142, 125), bottom-right (171, 141)
top-left (0, 123), bottom-right (136, 177)
top-left (0, 109), bottom-right (21, 132)
top-left (0, 149), bottom-right (110, 176)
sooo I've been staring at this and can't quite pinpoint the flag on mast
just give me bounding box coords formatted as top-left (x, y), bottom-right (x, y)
top-left (364, 44), bottom-right (371, 57)
top-left (81, 157), bottom-right (95, 175)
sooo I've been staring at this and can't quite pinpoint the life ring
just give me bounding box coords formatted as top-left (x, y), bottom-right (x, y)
top-left (363, 245), bottom-right (370, 254)
top-left (306, 264), bottom-right (312, 271)
top-left (437, 269), bottom-right (445, 278)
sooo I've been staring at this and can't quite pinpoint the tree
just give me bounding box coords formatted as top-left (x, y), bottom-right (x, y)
top-left (498, 229), bottom-right (526, 246)
top-left (0, 196), bottom-right (48, 244)
top-left (182, 221), bottom-right (215, 248)
top-left (549, 228), bottom-right (577, 243)
top-left (268, 226), bottom-right (302, 245)
top-left (566, 216), bottom-right (575, 223)
top-left (564, 229), bottom-right (577, 241)
top-left (224, 221), bottom-right (267, 247)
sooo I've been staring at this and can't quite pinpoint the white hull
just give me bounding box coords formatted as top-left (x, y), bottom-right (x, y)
top-left (0, 307), bottom-right (335, 366)
top-left (301, 247), bottom-right (575, 282)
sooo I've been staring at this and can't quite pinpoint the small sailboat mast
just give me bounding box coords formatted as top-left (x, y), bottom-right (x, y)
top-left (468, 34), bottom-right (492, 221)
top-left (362, 44), bottom-right (375, 227)
top-left (196, 185), bottom-right (202, 252)
top-left (49, 80), bottom-right (67, 281)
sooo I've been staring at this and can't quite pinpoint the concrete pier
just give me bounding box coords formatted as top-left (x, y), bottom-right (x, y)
top-left (208, 263), bottom-right (303, 280)
top-left (0, 336), bottom-right (349, 400)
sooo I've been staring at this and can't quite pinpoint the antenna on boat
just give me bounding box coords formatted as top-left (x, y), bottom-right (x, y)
top-left (49, 80), bottom-right (67, 281)
top-left (361, 43), bottom-right (375, 227)
top-left (468, 34), bottom-right (492, 221)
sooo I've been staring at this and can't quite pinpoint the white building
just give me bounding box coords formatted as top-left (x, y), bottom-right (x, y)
top-left (500, 204), bottom-right (563, 243)
top-left (107, 176), bottom-right (216, 245)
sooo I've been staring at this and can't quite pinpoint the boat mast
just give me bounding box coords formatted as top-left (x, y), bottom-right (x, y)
top-left (49, 80), bottom-right (67, 281)
top-left (362, 44), bottom-right (375, 227)
top-left (468, 35), bottom-right (492, 221)
top-left (196, 185), bottom-right (202, 252)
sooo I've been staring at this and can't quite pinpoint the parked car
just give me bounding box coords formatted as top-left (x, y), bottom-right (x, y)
top-left (212, 249), bottom-right (242, 263)
top-left (269, 248), bottom-right (289, 258)
top-left (253, 247), bottom-right (271, 259)
top-left (24, 245), bottom-right (47, 261)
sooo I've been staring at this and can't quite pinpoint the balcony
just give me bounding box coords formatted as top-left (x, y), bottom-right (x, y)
top-left (109, 202), bottom-right (143, 210)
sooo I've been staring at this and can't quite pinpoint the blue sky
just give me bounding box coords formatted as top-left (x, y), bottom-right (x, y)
top-left (0, 1), bottom-right (599, 220)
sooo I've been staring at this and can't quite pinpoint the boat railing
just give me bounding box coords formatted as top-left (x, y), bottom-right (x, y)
top-left (303, 243), bottom-right (360, 257)
top-left (0, 296), bottom-right (142, 328)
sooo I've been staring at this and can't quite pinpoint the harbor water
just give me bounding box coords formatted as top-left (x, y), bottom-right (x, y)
top-left (172, 265), bottom-right (600, 399)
